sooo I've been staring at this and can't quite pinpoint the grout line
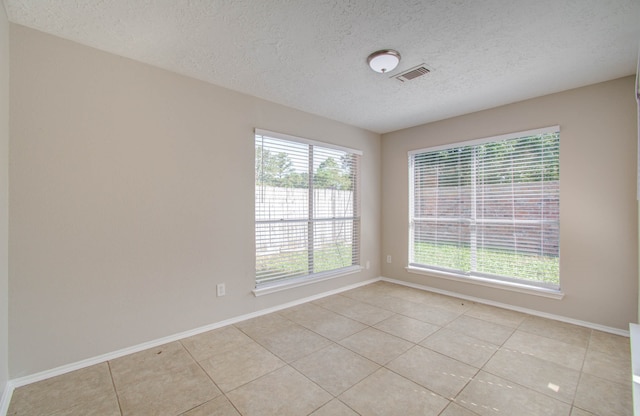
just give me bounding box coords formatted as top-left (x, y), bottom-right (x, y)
top-left (6, 280), bottom-right (631, 415)
top-left (178, 336), bottom-right (271, 416)
top-left (381, 277), bottom-right (629, 337)
top-left (179, 339), bottom-right (224, 392)
top-left (569, 329), bottom-right (593, 411)
top-left (7, 277), bottom-right (382, 392)
top-left (106, 361), bottom-right (124, 416)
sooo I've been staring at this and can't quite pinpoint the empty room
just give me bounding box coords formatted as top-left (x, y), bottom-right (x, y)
top-left (0, 1), bottom-right (639, 415)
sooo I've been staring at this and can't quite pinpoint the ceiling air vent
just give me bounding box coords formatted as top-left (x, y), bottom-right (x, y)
top-left (394, 64), bottom-right (431, 82)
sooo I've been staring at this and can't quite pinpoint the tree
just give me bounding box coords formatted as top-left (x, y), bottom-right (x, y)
top-left (476, 132), bottom-right (559, 184)
top-left (282, 171), bottom-right (309, 188)
top-left (256, 147), bottom-right (296, 187)
top-left (314, 157), bottom-right (351, 189)
top-left (256, 147), bottom-right (358, 190)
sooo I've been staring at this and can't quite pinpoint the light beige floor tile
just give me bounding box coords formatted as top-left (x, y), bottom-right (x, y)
top-left (518, 316), bottom-right (591, 347)
top-left (349, 280), bottom-right (394, 295)
top-left (366, 290), bottom-right (464, 326)
top-left (199, 340), bottom-right (285, 392)
top-left (109, 342), bottom-right (195, 390)
top-left (379, 296), bottom-right (462, 326)
top-left (116, 359), bottom-right (220, 416)
top-left (483, 348), bottom-right (580, 403)
top-left (382, 284), bottom-right (438, 304)
top-left (181, 326), bottom-right (254, 362)
top-left (456, 371), bottom-right (571, 416)
top-left (399, 304), bottom-right (460, 326)
top-left (278, 302), bottom-right (329, 323)
top-left (226, 366), bottom-right (331, 416)
top-left (387, 345), bottom-right (478, 399)
top-left (570, 407), bottom-right (596, 416)
top-left (440, 402), bottom-right (483, 416)
top-left (358, 293), bottom-right (415, 312)
top-left (109, 339), bottom-right (220, 416)
top-left (367, 280), bottom-right (407, 294)
top-left (49, 394), bottom-right (121, 416)
top-left (420, 328), bottom-right (498, 368)
top-left (312, 293), bottom-right (361, 310)
top-left (465, 303), bottom-right (526, 328)
top-left (253, 325), bottom-right (332, 362)
top-left (314, 294), bottom-right (395, 325)
top-left (309, 399), bottom-right (360, 415)
top-left (502, 330), bottom-right (586, 370)
top-left (446, 315), bottom-right (514, 345)
top-left (340, 285), bottom-right (387, 304)
top-left (339, 327), bottom-right (413, 365)
top-left (233, 313), bottom-right (297, 339)
top-left (12, 281), bottom-right (630, 416)
top-left (339, 368), bottom-right (449, 416)
top-left (181, 395), bottom-right (241, 416)
top-left (340, 289), bottom-right (383, 305)
top-left (384, 285), bottom-right (471, 316)
top-left (574, 373), bottom-right (632, 416)
top-left (582, 348), bottom-right (631, 385)
top-left (415, 291), bottom-right (474, 314)
top-left (292, 344), bottom-right (379, 396)
top-left (374, 314), bottom-right (440, 343)
top-left (309, 314), bottom-right (368, 342)
top-left (589, 330), bottom-right (630, 359)
top-left (280, 302), bottom-right (367, 341)
top-left (8, 363), bottom-right (117, 416)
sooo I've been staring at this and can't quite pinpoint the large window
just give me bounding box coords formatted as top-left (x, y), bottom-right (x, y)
top-left (255, 129), bottom-right (361, 289)
top-left (409, 126), bottom-right (560, 290)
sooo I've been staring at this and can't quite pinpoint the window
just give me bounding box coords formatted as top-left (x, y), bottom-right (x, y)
top-left (255, 129), bottom-right (361, 290)
top-left (409, 126), bottom-right (560, 290)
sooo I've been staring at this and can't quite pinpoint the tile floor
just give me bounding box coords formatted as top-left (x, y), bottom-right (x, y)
top-left (7, 281), bottom-right (633, 416)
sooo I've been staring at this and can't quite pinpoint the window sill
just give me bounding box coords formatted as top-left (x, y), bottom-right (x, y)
top-left (405, 266), bottom-right (564, 300)
top-left (253, 266), bottom-right (364, 297)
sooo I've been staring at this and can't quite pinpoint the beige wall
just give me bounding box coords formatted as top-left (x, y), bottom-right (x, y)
top-left (8, 25), bottom-right (381, 377)
top-left (6, 21), bottom-right (637, 381)
top-left (382, 76), bottom-right (638, 330)
top-left (0, 2), bottom-right (9, 397)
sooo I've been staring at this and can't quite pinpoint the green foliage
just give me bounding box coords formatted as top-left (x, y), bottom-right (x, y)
top-left (256, 148), bottom-right (296, 187)
top-left (256, 243), bottom-right (353, 285)
top-left (314, 157), bottom-right (353, 190)
top-left (475, 133), bottom-right (559, 184)
top-left (414, 133), bottom-right (560, 187)
top-left (256, 146), bottom-right (354, 190)
top-left (413, 242), bottom-right (559, 286)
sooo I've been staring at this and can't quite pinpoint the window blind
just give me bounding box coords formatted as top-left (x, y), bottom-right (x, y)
top-left (409, 126), bottom-right (560, 289)
top-left (255, 129), bottom-right (361, 288)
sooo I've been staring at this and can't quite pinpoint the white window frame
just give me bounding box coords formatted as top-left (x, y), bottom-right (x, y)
top-left (254, 129), bottom-right (363, 296)
top-left (407, 126), bottom-right (562, 298)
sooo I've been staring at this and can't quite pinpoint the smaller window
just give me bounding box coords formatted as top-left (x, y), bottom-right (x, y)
top-left (409, 126), bottom-right (560, 290)
top-left (255, 129), bottom-right (362, 289)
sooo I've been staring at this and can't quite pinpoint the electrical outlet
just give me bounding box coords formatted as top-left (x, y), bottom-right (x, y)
top-left (386, 255), bottom-right (392, 263)
top-left (216, 283), bottom-right (226, 297)
top-left (366, 260), bottom-right (370, 269)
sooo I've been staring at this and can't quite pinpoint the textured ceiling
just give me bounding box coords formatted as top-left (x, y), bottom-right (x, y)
top-left (3, 0), bottom-right (639, 133)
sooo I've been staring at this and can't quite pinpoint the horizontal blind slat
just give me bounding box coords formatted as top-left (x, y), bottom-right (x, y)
top-left (256, 131), bottom-right (361, 287)
top-left (409, 129), bottom-right (559, 289)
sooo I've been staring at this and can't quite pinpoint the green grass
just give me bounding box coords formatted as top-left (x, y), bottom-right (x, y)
top-left (257, 241), bottom-right (559, 288)
top-left (413, 242), bottom-right (559, 286)
top-left (256, 243), bottom-right (354, 285)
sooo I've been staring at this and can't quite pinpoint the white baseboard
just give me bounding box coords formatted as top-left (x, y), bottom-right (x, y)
top-left (2, 274), bottom-right (628, 414)
top-left (0, 276), bottom-right (381, 414)
top-left (0, 381), bottom-right (13, 416)
top-left (381, 276), bottom-right (630, 337)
